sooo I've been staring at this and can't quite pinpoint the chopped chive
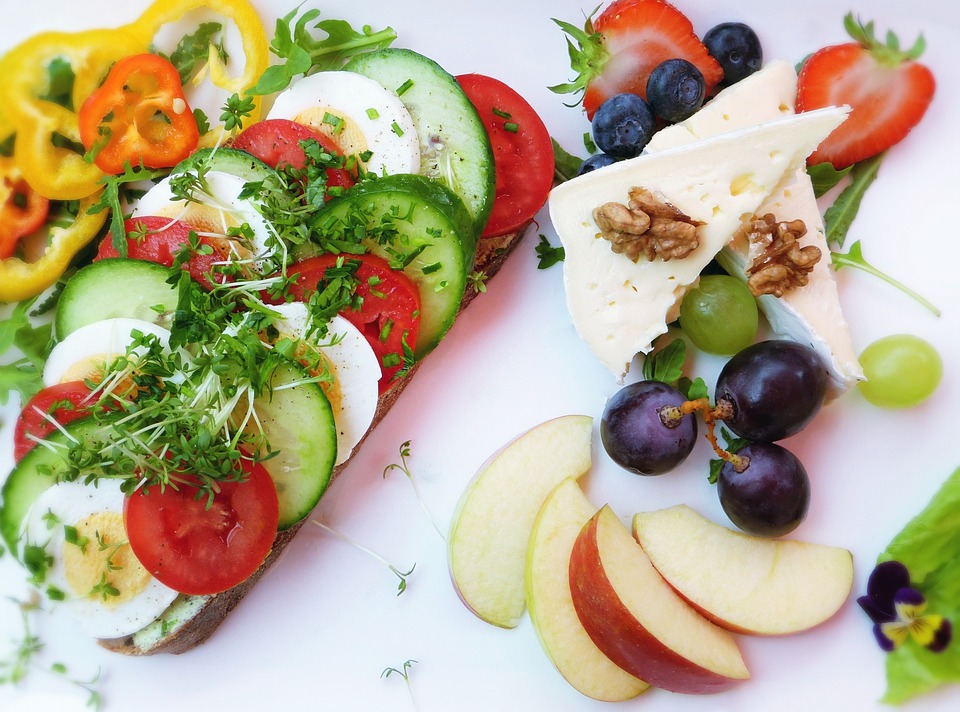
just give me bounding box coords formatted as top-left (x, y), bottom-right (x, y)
top-left (366, 107), bottom-right (380, 120)
top-left (323, 112), bottom-right (345, 134)
top-left (391, 121), bottom-right (404, 137)
top-left (504, 122), bottom-right (519, 133)
top-left (583, 131), bottom-right (597, 154)
top-left (379, 318), bottom-right (395, 342)
top-left (382, 352), bottom-right (401, 368)
top-left (396, 79), bottom-right (414, 96)
top-left (359, 149), bottom-right (374, 162)
top-left (492, 107), bottom-right (512, 119)
top-left (422, 262), bottom-right (442, 275)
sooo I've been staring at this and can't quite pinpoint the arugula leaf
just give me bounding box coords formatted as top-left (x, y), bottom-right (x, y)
top-left (807, 161), bottom-right (852, 198)
top-left (248, 8), bottom-right (396, 95)
top-left (552, 137), bottom-right (584, 183)
top-left (832, 241), bottom-right (940, 316)
top-left (641, 338), bottom-right (685, 385)
top-left (167, 22), bottom-right (225, 84)
top-left (824, 153), bottom-right (884, 248)
top-left (879, 467), bottom-right (960, 704)
top-left (0, 299), bottom-right (54, 405)
top-left (535, 234), bottom-right (565, 269)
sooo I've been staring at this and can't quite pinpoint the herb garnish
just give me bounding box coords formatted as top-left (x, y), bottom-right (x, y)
top-left (381, 659), bottom-right (420, 711)
top-left (383, 441), bottom-right (445, 540)
top-left (535, 234), bottom-right (565, 269)
top-left (311, 519), bottom-right (415, 595)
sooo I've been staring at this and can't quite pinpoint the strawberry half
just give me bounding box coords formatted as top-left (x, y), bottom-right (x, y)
top-left (551, 0), bottom-right (723, 119)
top-left (797, 14), bottom-right (935, 169)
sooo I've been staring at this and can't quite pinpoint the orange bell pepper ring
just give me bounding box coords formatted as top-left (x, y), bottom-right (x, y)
top-left (0, 157), bottom-right (51, 259)
top-left (78, 53), bottom-right (200, 175)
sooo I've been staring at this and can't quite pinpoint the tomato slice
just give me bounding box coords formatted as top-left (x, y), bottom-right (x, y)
top-left (14, 381), bottom-right (95, 461)
top-left (283, 254), bottom-right (421, 393)
top-left (124, 458), bottom-right (279, 596)
top-left (456, 73), bottom-right (555, 238)
top-left (230, 119), bottom-right (355, 195)
top-left (95, 216), bottom-right (238, 289)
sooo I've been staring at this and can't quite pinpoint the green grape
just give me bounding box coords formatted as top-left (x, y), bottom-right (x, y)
top-left (857, 334), bottom-right (942, 409)
top-left (678, 274), bottom-right (758, 355)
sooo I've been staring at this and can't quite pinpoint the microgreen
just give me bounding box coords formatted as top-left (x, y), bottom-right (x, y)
top-left (166, 22), bottom-right (227, 85)
top-left (383, 440), bottom-right (445, 541)
top-left (248, 7), bottom-right (396, 95)
top-left (468, 270), bottom-right (488, 294)
top-left (535, 234), bottom-right (565, 269)
top-left (311, 519), bottom-right (415, 596)
top-left (89, 162), bottom-right (168, 257)
top-left (220, 93), bottom-right (256, 133)
top-left (831, 240), bottom-right (940, 316)
top-left (381, 659), bottom-right (420, 711)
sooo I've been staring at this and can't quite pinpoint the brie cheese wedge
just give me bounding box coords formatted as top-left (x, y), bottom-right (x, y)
top-left (647, 61), bottom-right (863, 398)
top-left (550, 106), bottom-right (848, 379)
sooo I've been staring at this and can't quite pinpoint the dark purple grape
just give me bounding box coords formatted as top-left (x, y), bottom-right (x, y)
top-left (717, 441), bottom-right (809, 537)
top-left (601, 380), bottom-right (697, 476)
top-left (714, 340), bottom-right (828, 442)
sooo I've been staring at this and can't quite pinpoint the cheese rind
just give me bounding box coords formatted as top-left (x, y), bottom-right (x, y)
top-left (648, 61), bottom-right (863, 397)
top-left (549, 106), bottom-right (848, 379)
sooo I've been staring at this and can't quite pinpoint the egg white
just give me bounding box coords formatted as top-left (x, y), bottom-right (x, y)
top-left (133, 169), bottom-right (277, 271)
top-left (271, 303), bottom-right (380, 465)
top-left (43, 318), bottom-right (172, 388)
top-left (266, 70), bottom-right (421, 177)
top-left (21, 480), bottom-right (179, 639)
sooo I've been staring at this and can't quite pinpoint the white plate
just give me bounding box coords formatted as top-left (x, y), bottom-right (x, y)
top-left (1, 1), bottom-right (958, 710)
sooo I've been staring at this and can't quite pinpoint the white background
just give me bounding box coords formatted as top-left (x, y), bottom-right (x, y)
top-left (1, 0), bottom-right (958, 710)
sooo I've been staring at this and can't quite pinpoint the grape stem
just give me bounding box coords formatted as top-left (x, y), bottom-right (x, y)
top-left (672, 396), bottom-right (751, 473)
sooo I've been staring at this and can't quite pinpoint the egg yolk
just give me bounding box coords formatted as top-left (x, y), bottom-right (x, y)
top-left (292, 108), bottom-right (369, 165)
top-left (62, 511), bottom-right (152, 607)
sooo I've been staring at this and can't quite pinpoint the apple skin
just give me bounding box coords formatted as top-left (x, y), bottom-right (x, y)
top-left (448, 415), bottom-right (594, 628)
top-left (632, 504), bottom-right (854, 635)
top-left (569, 506), bottom-right (750, 694)
top-left (525, 479), bottom-right (649, 701)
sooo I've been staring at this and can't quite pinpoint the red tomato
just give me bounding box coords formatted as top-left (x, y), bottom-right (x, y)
top-left (456, 73), bottom-right (555, 238)
top-left (124, 458), bottom-right (279, 595)
top-left (14, 381), bottom-right (95, 461)
top-left (230, 119), bottom-right (355, 195)
top-left (284, 254), bottom-right (421, 393)
top-left (95, 216), bottom-right (236, 289)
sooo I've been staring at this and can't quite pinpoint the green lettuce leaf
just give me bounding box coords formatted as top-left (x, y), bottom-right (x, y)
top-left (879, 466), bottom-right (960, 704)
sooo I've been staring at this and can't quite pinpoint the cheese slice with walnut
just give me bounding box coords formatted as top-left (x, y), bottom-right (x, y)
top-left (646, 61), bottom-right (863, 397)
top-left (550, 106), bottom-right (848, 379)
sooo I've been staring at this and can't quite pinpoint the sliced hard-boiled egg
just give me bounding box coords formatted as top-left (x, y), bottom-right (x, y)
top-left (133, 170), bottom-right (276, 270)
top-left (43, 318), bottom-right (172, 388)
top-left (270, 303), bottom-right (380, 465)
top-left (21, 480), bottom-right (179, 639)
top-left (267, 70), bottom-right (421, 177)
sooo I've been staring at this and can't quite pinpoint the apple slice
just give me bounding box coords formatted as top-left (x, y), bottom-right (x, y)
top-left (525, 479), bottom-right (650, 701)
top-left (448, 415), bottom-right (593, 628)
top-left (632, 504), bottom-right (854, 635)
top-left (569, 506), bottom-right (750, 694)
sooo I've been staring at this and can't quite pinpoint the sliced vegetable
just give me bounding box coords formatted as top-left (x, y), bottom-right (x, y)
top-left (0, 157), bottom-right (50, 258)
top-left (456, 73), bottom-right (554, 237)
top-left (0, 192), bottom-right (108, 303)
top-left (284, 253), bottom-right (421, 392)
top-left (13, 380), bottom-right (94, 461)
top-left (78, 53), bottom-right (200, 174)
top-left (124, 457), bottom-right (279, 595)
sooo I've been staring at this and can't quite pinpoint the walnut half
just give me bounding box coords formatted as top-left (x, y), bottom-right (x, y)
top-left (745, 213), bottom-right (821, 298)
top-left (593, 187), bottom-right (703, 262)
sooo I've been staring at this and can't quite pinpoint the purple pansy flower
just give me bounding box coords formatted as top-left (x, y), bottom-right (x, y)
top-left (858, 560), bottom-right (952, 653)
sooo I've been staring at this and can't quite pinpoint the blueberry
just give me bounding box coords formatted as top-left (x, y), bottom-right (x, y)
top-left (576, 153), bottom-right (617, 176)
top-left (591, 93), bottom-right (656, 159)
top-left (703, 22), bottom-right (763, 87)
top-left (646, 59), bottom-right (706, 123)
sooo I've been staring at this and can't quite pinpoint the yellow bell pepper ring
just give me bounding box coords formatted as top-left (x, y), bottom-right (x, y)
top-left (0, 192), bottom-right (107, 303)
top-left (128, 0), bottom-right (270, 96)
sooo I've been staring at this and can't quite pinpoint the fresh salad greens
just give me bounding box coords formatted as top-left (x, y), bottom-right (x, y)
top-left (875, 466), bottom-right (960, 703)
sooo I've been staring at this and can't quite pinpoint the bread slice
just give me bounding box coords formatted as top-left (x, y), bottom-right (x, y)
top-left (99, 228), bottom-right (528, 655)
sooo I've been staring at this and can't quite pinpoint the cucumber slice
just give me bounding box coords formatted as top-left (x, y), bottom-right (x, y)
top-left (346, 48), bottom-right (495, 236)
top-left (0, 418), bottom-right (104, 558)
top-left (253, 359), bottom-right (338, 530)
top-left (55, 259), bottom-right (179, 339)
top-left (172, 146), bottom-right (277, 183)
top-left (309, 173), bottom-right (475, 359)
